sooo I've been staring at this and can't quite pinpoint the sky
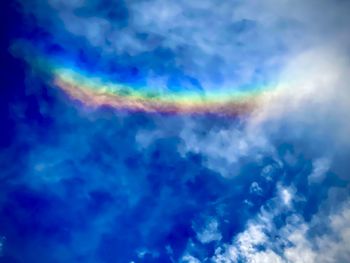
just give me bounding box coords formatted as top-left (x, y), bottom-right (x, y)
top-left (1, 0), bottom-right (350, 262)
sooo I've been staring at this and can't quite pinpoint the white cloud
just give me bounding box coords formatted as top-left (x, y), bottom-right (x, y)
top-left (308, 158), bottom-right (331, 184)
top-left (179, 119), bottom-right (275, 177)
top-left (279, 187), bottom-right (293, 207)
top-left (250, 182), bottom-right (263, 196)
top-left (177, 42), bottom-right (350, 179)
top-left (181, 254), bottom-right (201, 263)
top-left (281, 200), bottom-right (350, 263)
top-left (213, 188), bottom-right (350, 263)
top-left (195, 218), bottom-right (222, 244)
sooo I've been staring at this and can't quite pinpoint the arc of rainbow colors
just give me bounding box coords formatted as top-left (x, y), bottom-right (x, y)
top-left (50, 66), bottom-right (275, 115)
top-left (12, 41), bottom-right (280, 116)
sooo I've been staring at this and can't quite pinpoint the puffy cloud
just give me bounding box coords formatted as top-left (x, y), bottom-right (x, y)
top-left (181, 254), bottom-right (201, 263)
top-left (250, 182), bottom-right (263, 196)
top-left (179, 118), bottom-right (275, 177)
top-left (308, 158), bottom-right (331, 184)
top-left (194, 218), bottom-right (222, 244)
top-left (213, 187), bottom-right (350, 263)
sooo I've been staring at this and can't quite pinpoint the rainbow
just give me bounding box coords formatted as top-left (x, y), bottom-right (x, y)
top-left (15, 40), bottom-right (275, 116)
top-left (48, 65), bottom-right (275, 116)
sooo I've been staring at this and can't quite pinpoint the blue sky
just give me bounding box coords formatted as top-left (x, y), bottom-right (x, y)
top-left (1, 0), bottom-right (350, 262)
